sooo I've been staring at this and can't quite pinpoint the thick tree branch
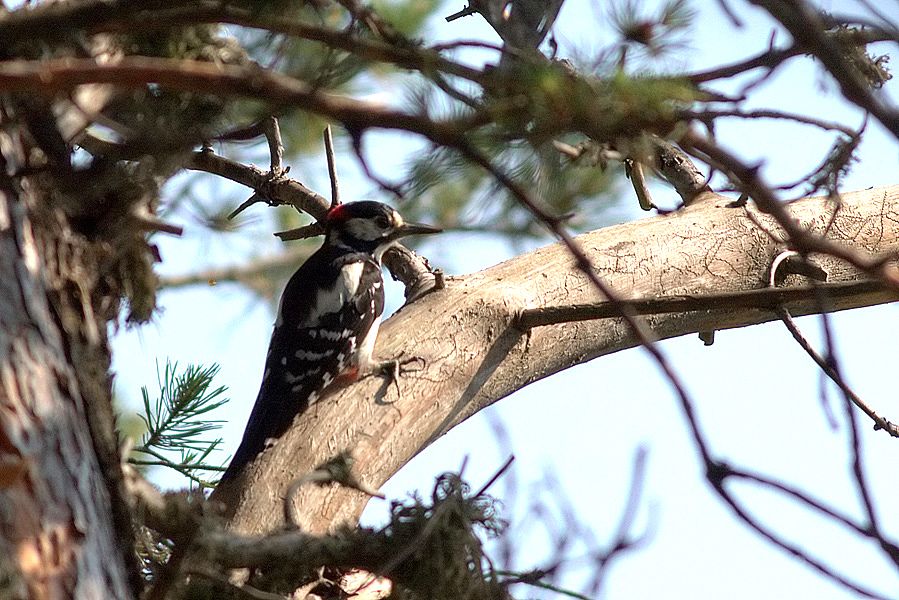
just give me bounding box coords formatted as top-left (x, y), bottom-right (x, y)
top-left (0, 57), bottom-right (487, 145)
top-left (680, 130), bottom-right (899, 284)
top-left (214, 184), bottom-right (899, 537)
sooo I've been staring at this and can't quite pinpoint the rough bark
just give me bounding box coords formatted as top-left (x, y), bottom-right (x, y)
top-left (0, 163), bottom-right (132, 598)
top-left (214, 185), bottom-right (899, 536)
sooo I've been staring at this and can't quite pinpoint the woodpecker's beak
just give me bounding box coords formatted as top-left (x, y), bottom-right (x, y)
top-left (395, 222), bottom-right (442, 238)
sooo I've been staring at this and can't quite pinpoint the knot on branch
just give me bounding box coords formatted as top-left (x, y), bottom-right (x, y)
top-left (383, 245), bottom-right (443, 302)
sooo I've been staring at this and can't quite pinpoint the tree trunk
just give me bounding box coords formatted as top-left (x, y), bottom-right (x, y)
top-left (215, 185), bottom-right (899, 536)
top-left (0, 152), bottom-right (132, 597)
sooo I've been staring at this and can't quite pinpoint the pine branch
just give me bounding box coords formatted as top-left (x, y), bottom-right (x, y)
top-left (131, 361), bottom-right (229, 486)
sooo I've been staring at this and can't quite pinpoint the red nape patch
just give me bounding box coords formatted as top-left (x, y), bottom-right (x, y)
top-left (326, 203), bottom-right (350, 223)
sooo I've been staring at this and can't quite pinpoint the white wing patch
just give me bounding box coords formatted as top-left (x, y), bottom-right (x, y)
top-left (300, 261), bottom-right (366, 326)
top-left (356, 314), bottom-right (380, 370)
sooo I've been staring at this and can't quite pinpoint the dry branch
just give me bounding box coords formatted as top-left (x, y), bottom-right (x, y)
top-left (214, 184), bottom-right (899, 537)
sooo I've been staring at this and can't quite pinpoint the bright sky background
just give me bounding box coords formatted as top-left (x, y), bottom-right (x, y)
top-left (111, 1), bottom-right (899, 598)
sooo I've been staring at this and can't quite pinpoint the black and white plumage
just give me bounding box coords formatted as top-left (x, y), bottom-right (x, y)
top-left (220, 201), bottom-right (440, 482)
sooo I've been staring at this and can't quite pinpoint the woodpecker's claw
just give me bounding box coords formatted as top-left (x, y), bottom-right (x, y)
top-left (371, 354), bottom-right (426, 397)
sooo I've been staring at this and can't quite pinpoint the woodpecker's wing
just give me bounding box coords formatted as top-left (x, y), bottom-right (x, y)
top-left (221, 250), bottom-right (384, 481)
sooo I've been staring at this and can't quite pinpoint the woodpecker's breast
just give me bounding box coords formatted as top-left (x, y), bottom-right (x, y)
top-left (267, 252), bottom-right (385, 396)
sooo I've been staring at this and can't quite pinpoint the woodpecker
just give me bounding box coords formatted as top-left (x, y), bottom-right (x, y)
top-left (220, 201), bottom-right (441, 482)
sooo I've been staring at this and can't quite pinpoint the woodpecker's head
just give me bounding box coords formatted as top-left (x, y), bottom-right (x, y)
top-left (325, 201), bottom-right (441, 260)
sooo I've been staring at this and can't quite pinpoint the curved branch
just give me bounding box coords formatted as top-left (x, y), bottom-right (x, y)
top-left (686, 28), bottom-right (891, 84)
top-left (0, 57), bottom-right (486, 146)
top-left (0, 0), bottom-right (486, 83)
top-left (213, 184), bottom-right (899, 538)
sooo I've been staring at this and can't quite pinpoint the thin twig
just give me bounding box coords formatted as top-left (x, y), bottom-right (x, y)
top-left (839, 368), bottom-right (899, 567)
top-left (685, 28), bottom-right (891, 83)
top-left (588, 447), bottom-right (651, 594)
top-left (128, 458), bottom-right (227, 472)
top-left (131, 447), bottom-right (218, 487)
top-left (766, 253), bottom-right (899, 436)
top-left (189, 150), bottom-right (440, 300)
top-left (682, 108), bottom-right (857, 136)
top-left (474, 455), bottom-right (515, 498)
top-left (323, 125), bottom-right (340, 208)
top-left (727, 467), bottom-right (876, 537)
top-left (450, 138), bottom-right (717, 464)
top-left (495, 570), bottom-right (594, 600)
top-left (263, 116), bottom-right (284, 175)
top-left (776, 307), bottom-right (899, 436)
top-left (347, 128), bottom-right (404, 198)
top-left (711, 479), bottom-right (890, 599)
top-left (188, 150), bottom-right (329, 220)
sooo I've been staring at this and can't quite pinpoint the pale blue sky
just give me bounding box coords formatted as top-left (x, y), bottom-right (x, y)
top-left (112, 1), bottom-right (899, 598)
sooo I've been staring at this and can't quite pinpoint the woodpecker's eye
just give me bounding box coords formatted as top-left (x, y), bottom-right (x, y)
top-left (375, 214), bottom-right (391, 229)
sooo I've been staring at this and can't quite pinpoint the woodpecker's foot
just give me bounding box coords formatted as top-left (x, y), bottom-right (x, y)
top-left (368, 354), bottom-right (426, 397)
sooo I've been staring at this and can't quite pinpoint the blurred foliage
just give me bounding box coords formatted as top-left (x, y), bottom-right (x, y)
top-left (115, 399), bottom-right (149, 448)
top-left (401, 135), bottom-right (616, 236)
top-left (610, 0), bottom-right (694, 62)
top-left (98, 0), bottom-right (711, 304)
top-left (372, 0), bottom-right (443, 36)
top-left (104, 25), bottom-right (253, 157)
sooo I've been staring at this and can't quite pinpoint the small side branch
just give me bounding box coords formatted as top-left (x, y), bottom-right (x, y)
top-left (189, 140), bottom-right (440, 303)
top-left (751, 0), bottom-right (899, 139)
top-left (778, 308), bottom-right (899, 436)
top-left (382, 245), bottom-right (442, 302)
top-left (515, 280), bottom-right (895, 329)
top-left (649, 136), bottom-right (711, 205)
top-left (323, 125), bottom-right (340, 208)
top-left (767, 253), bottom-right (899, 437)
top-left (188, 150), bottom-right (330, 220)
top-left (159, 247), bottom-right (312, 289)
top-left (263, 116), bottom-right (284, 175)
